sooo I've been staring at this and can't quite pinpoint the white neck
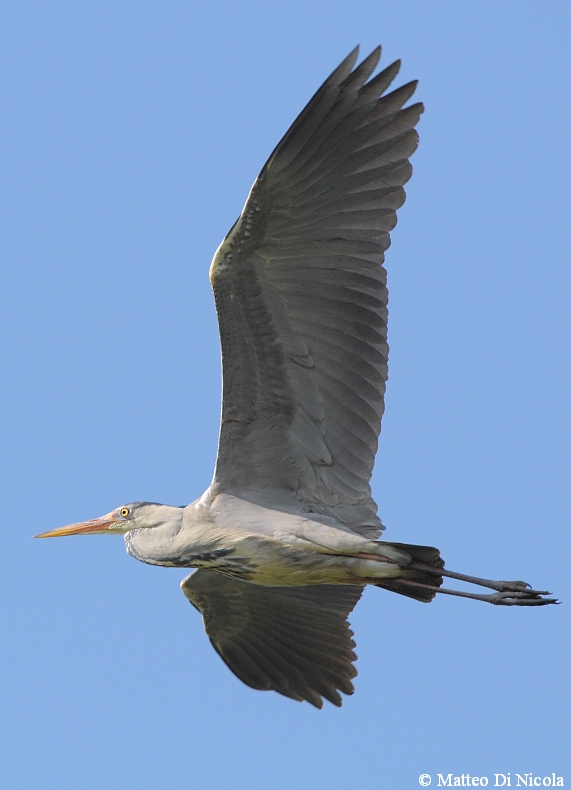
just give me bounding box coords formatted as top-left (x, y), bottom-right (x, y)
top-left (124, 505), bottom-right (186, 566)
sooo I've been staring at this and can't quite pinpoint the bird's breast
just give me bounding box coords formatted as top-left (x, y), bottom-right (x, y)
top-left (188, 534), bottom-right (402, 586)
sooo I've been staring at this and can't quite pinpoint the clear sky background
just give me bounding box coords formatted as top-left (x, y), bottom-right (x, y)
top-left (1, 2), bottom-right (569, 788)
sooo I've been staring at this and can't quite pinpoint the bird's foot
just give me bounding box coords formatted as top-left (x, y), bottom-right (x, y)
top-left (495, 579), bottom-right (531, 591)
top-left (483, 589), bottom-right (558, 606)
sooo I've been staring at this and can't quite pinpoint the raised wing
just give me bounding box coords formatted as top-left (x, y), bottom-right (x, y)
top-left (181, 569), bottom-right (363, 708)
top-left (210, 46), bottom-right (422, 537)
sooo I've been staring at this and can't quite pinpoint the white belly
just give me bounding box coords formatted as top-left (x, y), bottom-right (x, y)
top-left (185, 492), bottom-right (408, 585)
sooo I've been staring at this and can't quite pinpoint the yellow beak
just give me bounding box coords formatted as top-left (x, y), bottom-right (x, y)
top-left (34, 511), bottom-right (122, 538)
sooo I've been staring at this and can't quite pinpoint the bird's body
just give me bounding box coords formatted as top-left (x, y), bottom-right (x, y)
top-left (36, 46), bottom-right (557, 708)
top-left (124, 494), bottom-right (408, 584)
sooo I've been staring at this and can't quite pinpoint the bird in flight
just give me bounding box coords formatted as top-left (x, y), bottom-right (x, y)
top-left (36, 46), bottom-right (557, 708)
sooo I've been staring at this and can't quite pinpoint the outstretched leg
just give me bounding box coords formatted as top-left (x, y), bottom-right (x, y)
top-left (403, 562), bottom-right (558, 606)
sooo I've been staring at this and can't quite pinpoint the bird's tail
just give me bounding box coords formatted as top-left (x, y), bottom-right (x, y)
top-left (375, 542), bottom-right (444, 603)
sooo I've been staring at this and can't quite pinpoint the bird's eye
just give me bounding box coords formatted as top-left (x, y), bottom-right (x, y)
top-left (120, 508), bottom-right (130, 517)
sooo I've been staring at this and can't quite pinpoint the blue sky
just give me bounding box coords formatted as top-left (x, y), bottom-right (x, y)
top-left (1, 2), bottom-right (569, 788)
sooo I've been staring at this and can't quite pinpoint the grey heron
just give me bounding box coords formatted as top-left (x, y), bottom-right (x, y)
top-left (36, 46), bottom-right (557, 709)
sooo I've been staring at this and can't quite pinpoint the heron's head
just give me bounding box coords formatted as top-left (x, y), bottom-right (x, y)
top-left (34, 502), bottom-right (183, 539)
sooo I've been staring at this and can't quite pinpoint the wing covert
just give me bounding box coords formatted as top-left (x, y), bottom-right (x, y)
top-left (181, 569), bottom-right (363, 708)
top-left (209, 46), bottom-right (422, 537)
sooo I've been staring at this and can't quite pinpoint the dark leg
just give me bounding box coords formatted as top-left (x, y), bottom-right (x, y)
top-left (403, 563), bottom-right (558, 606)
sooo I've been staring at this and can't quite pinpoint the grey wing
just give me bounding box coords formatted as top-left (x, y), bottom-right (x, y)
top-left (210, 46), bottom-right (422, 537)
top-left (181, 570), bottom-right (363, 708)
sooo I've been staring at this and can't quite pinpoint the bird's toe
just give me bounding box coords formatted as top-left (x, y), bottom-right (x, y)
top-left (489, 590), bottom-right (559, 606)
top-left (497, 580), bottom-right (532, 591)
